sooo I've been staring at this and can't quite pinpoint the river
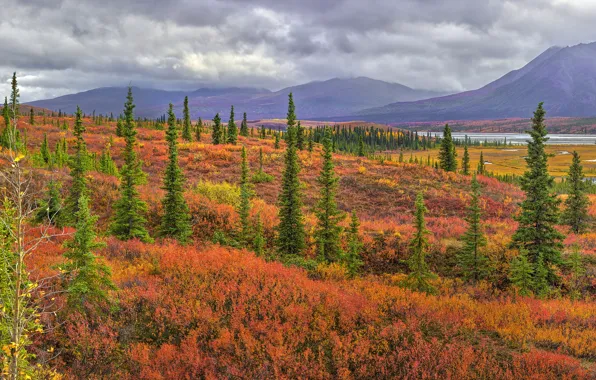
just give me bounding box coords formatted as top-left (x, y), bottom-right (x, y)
top-left (424, 132), bottom-right (596, 145)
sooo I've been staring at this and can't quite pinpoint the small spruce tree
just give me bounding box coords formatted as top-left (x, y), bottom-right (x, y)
top-left (405, 193), bottom-right (437, 294)
top-left (461, 144), bottom-right (470, 175)
top-left (211, 113), bottom-right (223, 144)
top-left (182, 96), bottom-right (192, 141)
top-left (562, 151), bottom-right (590, 234)
top-left (439, 124), bottom-right (457, 172)
top-left (227, 105), bottom-right (238, 144)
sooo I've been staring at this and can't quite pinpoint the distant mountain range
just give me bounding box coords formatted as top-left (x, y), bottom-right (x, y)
top-left (26, 77), bottom-right (445, 120)
top-left (25, 42), bottom-right (596, 122)
top-left (347, 42), bottom-right (596, 122)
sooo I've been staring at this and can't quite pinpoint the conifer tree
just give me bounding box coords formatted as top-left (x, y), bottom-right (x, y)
top-left (227, 105), bottom-right (237, 144)
top-left (195, 117), bottom-right (203, 141)
top-left (565, 244), bottom-right (586, 300)
top-left (344, 211), bottom-right (363, 276)
top-left (35, 179), bottom-right (63, 227)
top-left (510, 102), bottom-right (564, 286)
top-left (307, 133), bottom-right (314, 152)
top-left (439, 124), bottom-right (457, 172)
top-left (182, 96), bottom-right (192, 141)
top-left (110, 87), bottom-right (152, 242)
top-left (62, 194), bottom-right (115, 310)
top-left (116, 118), bottom-right (124, 137)
top-left (405, 193), bottom-right (437, 294)
top-left (562, 151), bottom-right (590, 234)
top-left (211, 113), bottom-right (222, 144)
top-left (240, 112), bottom-right (248, 137)
top-left (509, 251), bottom-right (534, 296)
top-left (40, 132), bottom-right (50, 164)
top-left (357, 134), bottom-right (365, 157)
top-left (159, 103), bottom-right (192, 243)
top-left (314, 127), bottom-right (343, 262)
top-left (237, 146), bottom-right (252, 246)
top-left (99, 143), bottom-right (119, 176)
top-left (274, 132), bottom-right (280, 149)
top-left (276, 93), bottom-right (305, 257)
top-left (64, 106), bottom-right (88, 223)
top-left (477, 151), bottom-right (485, 174)
top-left (296, 121), bottom-right (305, 150)
top-left (457, 174), bottom-right (489, 283)
top-left (29, 108), bottom-right (34, 125)
top-left (461, 144), bottom-right (470, 175)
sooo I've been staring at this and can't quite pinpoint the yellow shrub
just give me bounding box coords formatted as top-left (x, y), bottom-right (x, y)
top-left (194, 180), bottom-right (240, 206)
top-left (358, 166), bottom-right (366, 174)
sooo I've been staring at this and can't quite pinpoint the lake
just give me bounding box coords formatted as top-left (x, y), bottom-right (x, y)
top-left (424, 132), bottom-right (596, 145)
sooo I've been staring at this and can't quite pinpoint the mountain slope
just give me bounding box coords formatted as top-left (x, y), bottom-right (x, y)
top-left (25, 77), bottom-right (444, 119)
top-left (351, 42), bottom-right (596, 122)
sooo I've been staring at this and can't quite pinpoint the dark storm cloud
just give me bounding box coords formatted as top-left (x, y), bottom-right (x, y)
top-left (2, 0), bottom-right (596, 101)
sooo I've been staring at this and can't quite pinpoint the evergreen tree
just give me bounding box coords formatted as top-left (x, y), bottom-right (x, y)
top-left (64, 106), bottom-right (88, 224)
top-left (116, 118), bottom-right (124, 137)
top-left (182, 96), bottom-right (192, 141)
top-left (211, 113), bottom-right (223, 144)
top-left (110, 87), bottom-right (152, 242)
top-left (240, 112), bottom-right (248, 137)
top-left (62, 194), bottom-right (115, 310)
top-left (439, 124), bottom-right (457, 172)
top-left (510, 102), bottom-right (564, 286)
top-left (9, 72), bottom-right (19, 120)
top-left (344, 211), bottom-right (363, 276)
top-left (405, 193), bottom-right (437, 294)
top-left (357, 134), bottom-right (365, 157)
top-left (195, 117), bottom-right (203, 141)
top-left (276, 93), bottom-right (305, 257)
top-left (562, 151), bottom-right (590, 234)
top-left (509, 251), bottom-right (534, 296)
top-left (296, 121), bottom-right (305, 150)
top-left (35, 179), bottom-right (63, 227)
top-left (159, 103), bottom-right (192, 243)
top-left (40, 132), bottom-right (50, 164)
top-left (29, 108), bottom-right (34, 125)
top-left (274, 132), bottom-right (280, 149)
top-left (314, 127), bottom-right (343, 262)
top-left (461, 144), bottom-right (470, 175)
top-left (237, 146), bottom-right (252, 246)
top-left (227, 105), bottom-right (237, 144)
top-left (477, 151), bottom-right (485, 174)
top-left (565, 245), bottom-right (586, 300)
top-left (457, 174), bottom-right (489, 283)
top-left (99, 143), bottom-right (119, 176)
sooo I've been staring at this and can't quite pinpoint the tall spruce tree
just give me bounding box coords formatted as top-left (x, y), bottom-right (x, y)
top-left (510, 102), bottom-right (564, 286)
top-left (276, 93), bottom-right (305, 257)
top-left (182, 96), bottom-right (192, 141)
top-left (62, 194), bottom-right (115, 310)
top-left (237, 146), bottom-right (251, 246)
top-left (562, 151), bottom-right (590, 234)
top-left (64, 106), bottom-right (88, 224)
top-left (227, 105), bottom-right (238, 144)
top-left (457, 174), bottom-right (489, 283)
top-left (439, 124), bottom-right (457, 172)
top-left (211, 113), bottom-right (222, 144)
top-left (314, 127), bottom-right (344, 262)
top-left (110, 87), bottom-right (152, 242)
top-left (461, 144), bottom-right (470, 175)
top-left (240, 112), bottom-right (248, 137)
top-left (159, 103), bottom-right (192, 243)
top-left (405, 193), bottom-right (437, 294)
top-left (344, 211), bottom-right (363, 276)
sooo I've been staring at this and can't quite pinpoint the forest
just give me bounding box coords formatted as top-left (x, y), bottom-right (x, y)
top-left (1, 73), bottom-right (595, 379)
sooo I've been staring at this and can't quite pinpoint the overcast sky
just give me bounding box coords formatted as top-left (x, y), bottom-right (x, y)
top-left (2, 0), bottom-right (596, 102)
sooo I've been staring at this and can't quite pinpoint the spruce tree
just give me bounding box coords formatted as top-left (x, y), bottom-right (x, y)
top-left (182, 96), bottom-right (192, 141)
top-left (29, 108), bottom-right (34, 125)
top-left (296, 121), bottom-right (305, 150)
top-left (405, 193), bottom-right (437, 294)
top-left (457, 174), bottom-right (489, 283)
top-left (477, 151), bottom-right (485, 174)
top-left (35, 179), bottom-right (63, 227)
top-left (116, 118), bottom-right (124, 137)
top-left (99, 142), bottom-right (119, 176)
top-left (461, 144), bottom-right (470, 175)
top-left (439, 123), bottom-right (457, 172)
top-left (562, 151), bottom-right (590, 234)
top-left (357, 135), bottom-right (365, 157)
top-left (240, 112), bottom-right (248, 137)
top-left (237, 146), bottom-right (252, 246)
top-left (344, 211), bottom-right (363, 276)
top-left (40, 133), bottom-right (50, 164)
top-left (195, 117), bottom-right (203, 141)
top-left (211, 113), bottom-right (222, 144)
top-left (62, 194), bottom-right (115, 310)
top-left (565, 244), bottom-right (586, 300)
top-left (510, 102), bottom-right (564, 286)
top-left (276, 93), bottom-right (305, 257)
top-left (509, 251), bottom-right (534, 296)
top-left (159, 103), bottom-right (192, 243)
top-left (274, 132), bottom-right (280, 149)
top-left (110, 87), bottom-right (152, 242)
top-left (64, 106), bottom-right (88, 224)
top-left (227, 105), bottom-right (237, 144)
top-left (314, 127), bottom-right (343, 262)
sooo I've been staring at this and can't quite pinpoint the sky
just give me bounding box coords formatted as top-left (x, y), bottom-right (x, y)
top-left (2, 0), bottom-right (596, 102)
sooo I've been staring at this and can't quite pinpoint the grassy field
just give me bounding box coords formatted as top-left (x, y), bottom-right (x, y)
top-left (398, 145), bottom-right (596, 178)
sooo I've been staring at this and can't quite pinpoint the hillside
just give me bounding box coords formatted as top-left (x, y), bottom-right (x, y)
top-left (25, 77), bottom-right (445, 119)
top-left (350, 42), bottom-right (596, 122)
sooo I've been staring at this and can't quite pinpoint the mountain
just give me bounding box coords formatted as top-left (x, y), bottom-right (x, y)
top-left (25, 77), bottom-right (444, 119)
top-left (349, 42), bottom-right (596, 122)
